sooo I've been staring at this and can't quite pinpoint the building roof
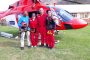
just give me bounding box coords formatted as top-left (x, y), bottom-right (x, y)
top-left (55, 5), bottom-right (90, 13)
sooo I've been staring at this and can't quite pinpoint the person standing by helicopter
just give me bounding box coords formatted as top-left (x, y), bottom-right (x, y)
top-left (29, 13), bottom-right (39, 47)
top-left (37, 8), bottom-right (47, 47)
top-left (18, 11), bottom-right (31, 50)
top-left (46, 10), bottom-right (56, 49)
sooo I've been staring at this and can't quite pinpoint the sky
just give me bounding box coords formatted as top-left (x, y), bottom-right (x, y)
top-left (0, 0), bottom-right (19, 11)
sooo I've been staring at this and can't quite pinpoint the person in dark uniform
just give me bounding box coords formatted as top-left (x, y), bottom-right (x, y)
top-left (46, 10), bottom-right (56, 49)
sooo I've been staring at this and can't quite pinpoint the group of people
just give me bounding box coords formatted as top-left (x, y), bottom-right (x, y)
top-left (18, 8), bottom-right (59, 50)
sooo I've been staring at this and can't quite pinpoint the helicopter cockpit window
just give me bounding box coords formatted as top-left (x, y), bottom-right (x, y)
top-left (57, 8), bottom-right (73, 22)
top-left (17, 1), bottom-right (19, 6)
top-left (8, 5), bottom-right (14, 9)
top-left (39, 0), bottom-right (52, 4)
top-left (39, 0), bottom-right (46, 3)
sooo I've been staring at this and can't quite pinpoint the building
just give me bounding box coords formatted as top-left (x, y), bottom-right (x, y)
top-left (2, 14), bottom-right (18, 28)
top-left (0, 18), bottom-right (7, 26)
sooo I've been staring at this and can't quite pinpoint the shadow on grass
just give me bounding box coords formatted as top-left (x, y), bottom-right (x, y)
top-left (55, 31), bottom-right (64, 41)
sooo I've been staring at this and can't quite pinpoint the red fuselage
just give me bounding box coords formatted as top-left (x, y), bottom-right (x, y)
top-left (0, 0), bottom-right (88, 30)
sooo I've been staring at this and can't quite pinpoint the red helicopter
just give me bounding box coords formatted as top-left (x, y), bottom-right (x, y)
top-left (0, 0), bottom-right (88, 30)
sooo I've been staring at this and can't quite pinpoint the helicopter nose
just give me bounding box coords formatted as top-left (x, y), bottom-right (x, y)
top-left (76, 19), bottom-right (88, 29)
top-left (65, 18), bottom-right (88, 29)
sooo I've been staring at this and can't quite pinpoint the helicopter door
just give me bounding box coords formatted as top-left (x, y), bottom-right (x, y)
top-left (28, 11), bottom-right (39, 18)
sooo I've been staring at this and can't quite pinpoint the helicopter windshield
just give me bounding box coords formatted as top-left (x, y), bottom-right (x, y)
top-left (40, 0), bottom-right (57, 4)
top-left (56, 8), bottom-right (73, 22)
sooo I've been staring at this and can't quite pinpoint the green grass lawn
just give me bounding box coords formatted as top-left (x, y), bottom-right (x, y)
top-left (0, 26), bottom-right (18, 36)
top-left (0, 25), bottom-right (90, 60)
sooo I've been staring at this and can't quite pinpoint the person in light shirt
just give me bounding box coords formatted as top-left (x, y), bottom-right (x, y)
top-left (18, 11), bottom-right (30, 50)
